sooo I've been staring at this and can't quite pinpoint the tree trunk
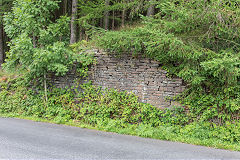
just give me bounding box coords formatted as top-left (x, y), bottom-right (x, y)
top-left (70, 0), bottom-right (78, 44)
top-left (100, 18), bottom-right (103, 28)
top-left (147, 0), bottom-right (155, 17)
top-left (44, 72), bottom-right (48, 104)
top-left (63, 0), bottom-right (68, 15)
top-left (112, 11), bottom-right (115, 30)
top-left (104, 0), bottom-right (110, 30)
top-left (121, 8), bottom-right (126, 27)
top-left (0, 23), bottom-right (4, 67)
top-left (33, 34), bottom-right (37, 48)
top-left (79, 26), bottom-right (85, 41)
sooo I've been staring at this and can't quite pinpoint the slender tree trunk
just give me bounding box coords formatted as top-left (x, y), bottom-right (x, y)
top-left (85, 35), bottom-right (89, 41)
top-left (63, 0), bottom-right (68, 15)
top-left (147, 0), bottom-right (155, 16)
top-left (112, 11), bottom-right (115, 30)
top-left (0, 23), bottom-right (4, 67)
top-left (100, 18), bottom-right (103, 28)
top-left (79, 26), bottom-right (85, 41)
top-left (44, 72), bottom-right (48, 104)
top-left (33, 34), bottom-right (37, 48)
top-left (104, 0), bottom-right (110, 30)
top-left (79, 30), bottom-right (83, 41)
top-left (67, 0), bottom-right (72, 16)
top-left (121, 8), bottom-right (126, 27)
top-left (70, 0), bottom-right (78, 44)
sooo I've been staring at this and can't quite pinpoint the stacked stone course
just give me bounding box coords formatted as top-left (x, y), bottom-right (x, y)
top-left (88, 51), bottom-right (185, 108)
top-left (50, 50), bottom-right (186, 108)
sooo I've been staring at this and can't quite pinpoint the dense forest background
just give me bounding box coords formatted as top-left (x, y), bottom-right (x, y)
top-left (0, 0), bottom-right (157, 65)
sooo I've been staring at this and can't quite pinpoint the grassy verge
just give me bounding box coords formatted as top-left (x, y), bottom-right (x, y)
top-left (1, 111), bottom-right (240, 151)
top-left (0, 73), bottom-right (240, 151)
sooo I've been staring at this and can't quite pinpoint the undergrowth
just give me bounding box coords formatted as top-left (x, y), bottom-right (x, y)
top-left (0, 75), bottom-right (240, 151)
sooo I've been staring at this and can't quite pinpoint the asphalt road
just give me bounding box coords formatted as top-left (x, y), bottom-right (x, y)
top-left (0, 118), bottom-right (240, 159)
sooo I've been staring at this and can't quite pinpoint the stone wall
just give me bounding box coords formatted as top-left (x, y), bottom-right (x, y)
top-left (50, 50), bottom-right (186, 108)
top-left (88, 51), bottom-right (185, 108)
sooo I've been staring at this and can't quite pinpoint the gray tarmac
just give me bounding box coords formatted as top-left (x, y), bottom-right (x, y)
top-left (0, 117), bottom-right (240, 159)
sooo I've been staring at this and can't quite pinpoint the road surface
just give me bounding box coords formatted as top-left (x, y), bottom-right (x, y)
top-left (0, 118), bottom-right (240, 159)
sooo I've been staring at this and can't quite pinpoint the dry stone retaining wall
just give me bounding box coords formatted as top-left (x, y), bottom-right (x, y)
top-left (88, 51), bottom-right (185, 108)
top-left (50, 50), bottom-right (186, 108)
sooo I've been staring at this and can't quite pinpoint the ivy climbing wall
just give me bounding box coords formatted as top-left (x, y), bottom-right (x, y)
top-left (88, 50), bottom-right (186, 108)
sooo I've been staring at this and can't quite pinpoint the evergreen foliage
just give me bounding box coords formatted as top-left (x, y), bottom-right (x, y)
top-left (95, 0), bottom-right (240, 123)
